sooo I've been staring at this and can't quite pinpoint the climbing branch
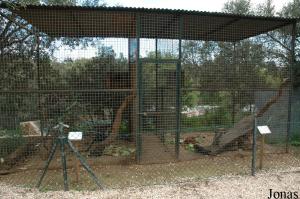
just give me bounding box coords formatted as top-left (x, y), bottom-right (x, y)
top-left (256, 78), bottom-right (290, 117)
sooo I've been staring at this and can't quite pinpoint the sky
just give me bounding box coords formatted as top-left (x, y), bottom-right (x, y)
top-left (54, 0), bottom-right (294, 61)
top-left (106, 0), bottom-right (292, 12)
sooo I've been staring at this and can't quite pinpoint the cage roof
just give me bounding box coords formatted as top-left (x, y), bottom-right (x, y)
top-left (1, 4), bottom-right (298, 42)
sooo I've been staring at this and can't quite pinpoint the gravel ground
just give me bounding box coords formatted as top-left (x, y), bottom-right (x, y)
top-left (1, 167), bottom-right (300, 199)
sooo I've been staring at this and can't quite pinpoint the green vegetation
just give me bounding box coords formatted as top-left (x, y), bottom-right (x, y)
top-left (181, 107), bottom-right (232, 130)
top-left (0, 0), bottom-right (299, 152)
top-left (0, 128), bottom-right (25, 158)
top-left (291, 134), bottom-right (300, 147)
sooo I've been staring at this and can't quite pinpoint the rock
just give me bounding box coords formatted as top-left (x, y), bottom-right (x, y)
top-left (20, 120), bottom-right (41, 136)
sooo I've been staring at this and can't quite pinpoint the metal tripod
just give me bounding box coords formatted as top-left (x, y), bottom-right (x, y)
top-left (36, 122), bottom-right (104, 191)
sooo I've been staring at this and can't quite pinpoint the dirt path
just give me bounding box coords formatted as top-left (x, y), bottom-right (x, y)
top-left (140, 134), bottom-right (175, 164)
top-left (1, 167), bottom-right (299, 199)
top-left (140, 134), bottom-right (202, 164)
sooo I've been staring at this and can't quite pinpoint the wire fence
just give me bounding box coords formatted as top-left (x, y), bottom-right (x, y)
top-left (0, 4), bottom-right (299, 191)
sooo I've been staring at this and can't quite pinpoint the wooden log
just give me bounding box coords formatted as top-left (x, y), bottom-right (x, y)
top-left (0, 136), bottom-right (43, 170)
top-left (256, 78), bottom-right (289, 117)
top-left (100, 94), bottom-right (135, 147)
top-left (0, 121), bottom-right (44, 169)
top-left (20, 120), bottom-right (41, 136)
top-left (195, 79), bottom-right (289, 155)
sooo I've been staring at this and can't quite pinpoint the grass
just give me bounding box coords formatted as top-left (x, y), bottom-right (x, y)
top-left (291, 134), bottom-right (300, 147)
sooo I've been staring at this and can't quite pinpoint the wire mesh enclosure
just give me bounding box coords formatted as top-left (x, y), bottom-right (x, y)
top-left (0, 3), bottom-right (299, 190)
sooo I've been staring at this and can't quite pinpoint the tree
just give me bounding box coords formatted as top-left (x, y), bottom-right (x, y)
top-left (256, 0), bottom-right (275, 16)
top-left (279, 0), bottom-right (300, 87)
top-left (223, 0), bottom-right (253, 14)
top-left (0, 0), bottom-right (106, 129)
top-left (181, 0), bottom-right (289, 126)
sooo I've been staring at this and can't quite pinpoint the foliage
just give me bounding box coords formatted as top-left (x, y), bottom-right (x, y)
top-left (223, 0), bottom-right (253, 14)
top-left (0, 0), bottom-right (299, 141)
top-left (182, 91), bottom-right (200, 108)
top-left (0, 128), bottom-right (25, 158)
top-left (118, 121), bottom-right (131, 140)
top-left (280, 0), bottom-right (300, 88)
top-left (181, 0), bottom-right (300, 135)
top-left (185, 143), bottom-right (195, 152)
top-left (256, 0), bottom-right (275, 16)
top-left (182, 106), bottom-right (232, 130)
top-left (3, 0), bottom-right (105, 6)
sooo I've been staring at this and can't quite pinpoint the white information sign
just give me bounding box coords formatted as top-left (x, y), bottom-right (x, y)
top-left (68, 132), bottom-right (83, 141)
top-left (257, 126), bottom-right (272, 135)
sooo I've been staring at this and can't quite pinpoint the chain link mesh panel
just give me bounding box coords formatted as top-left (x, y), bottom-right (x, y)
top-left (0, 5), bottom-right (299, 190)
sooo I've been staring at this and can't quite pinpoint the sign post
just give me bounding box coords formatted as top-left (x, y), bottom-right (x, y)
top-left (257, 126), bottom-right (272, 170)
top-left (68, 132), bottom-right (83, 183)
